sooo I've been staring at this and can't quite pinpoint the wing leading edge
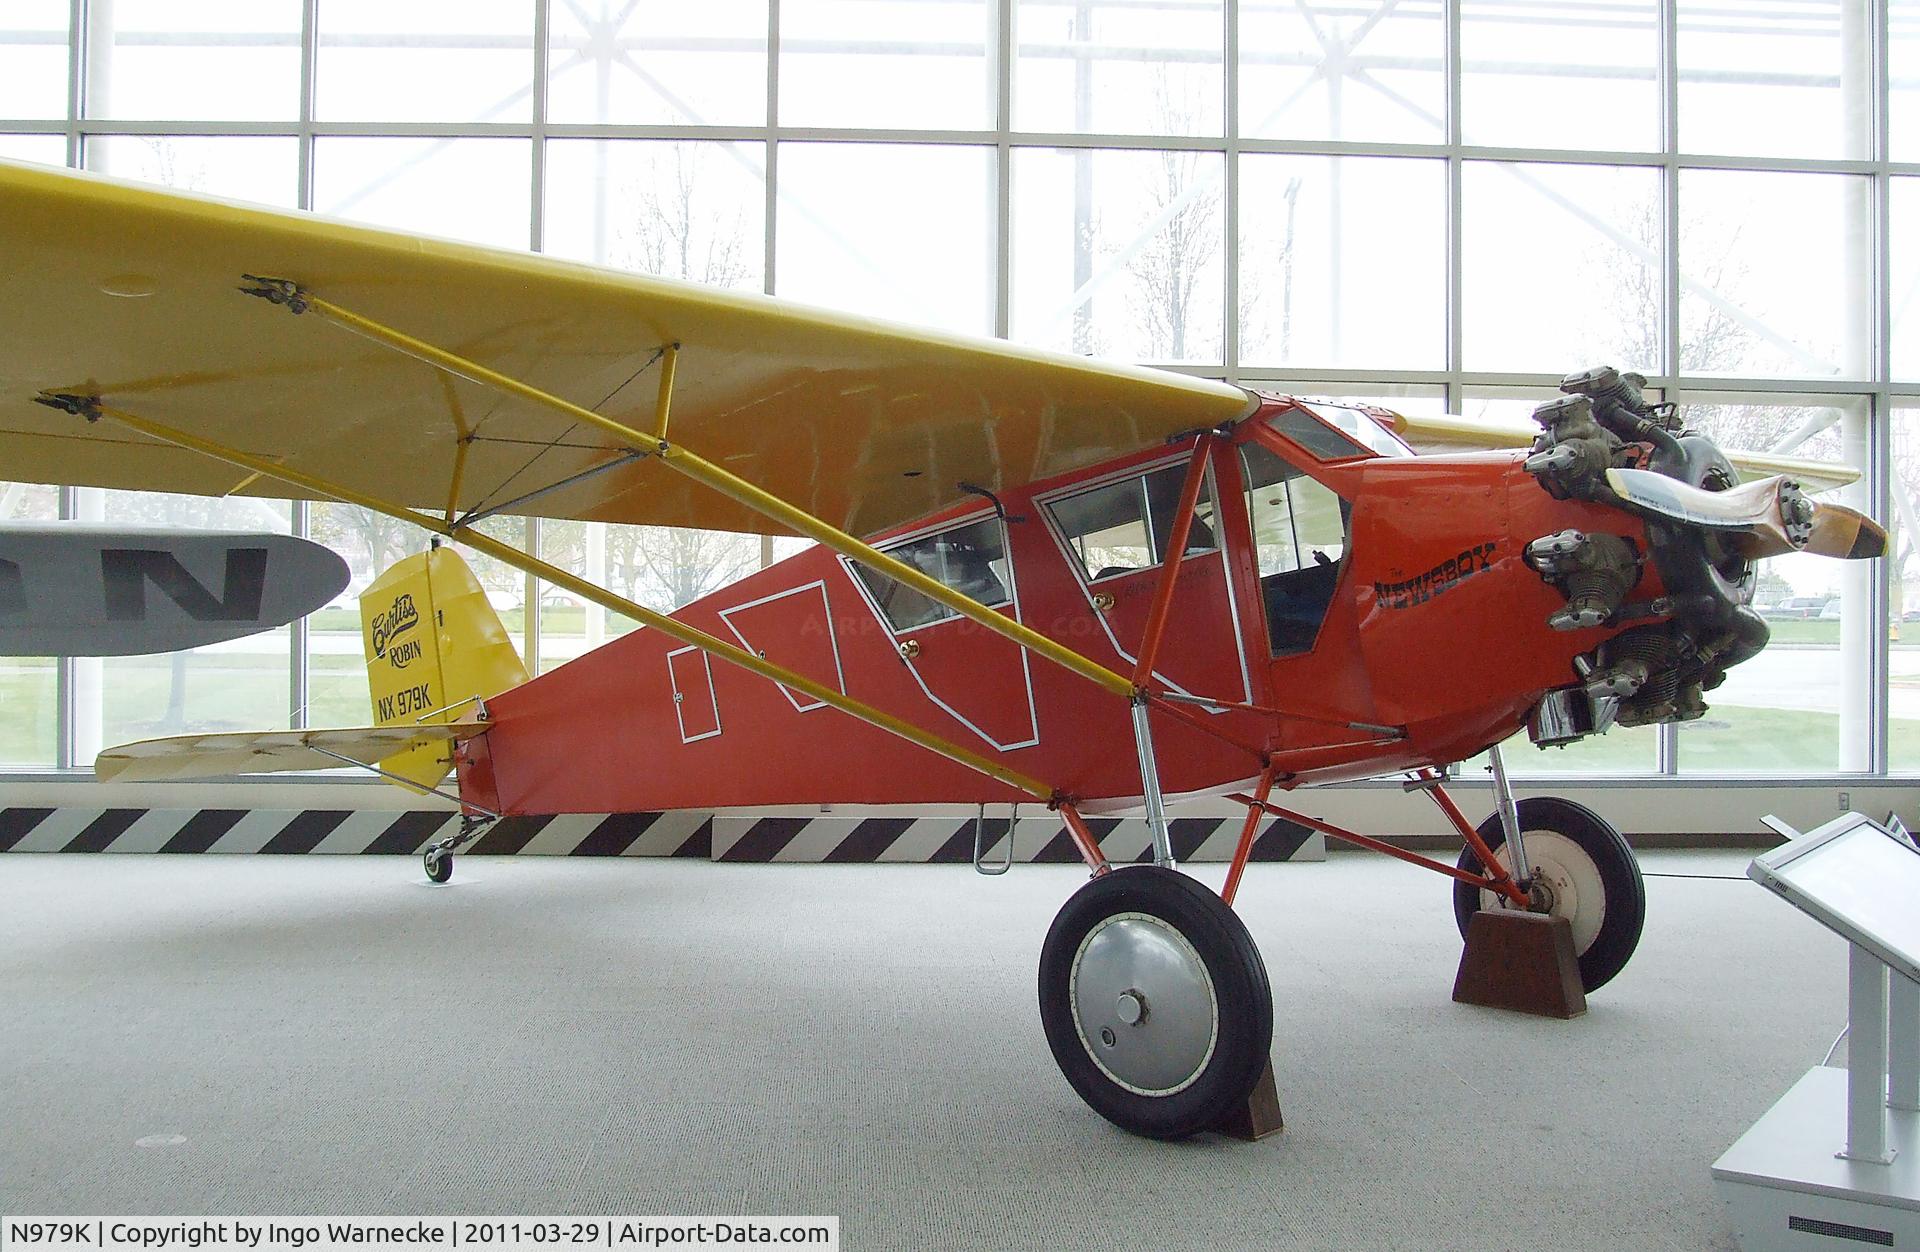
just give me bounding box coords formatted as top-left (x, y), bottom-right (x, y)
top-left (0, 160), bottom-right (1254, 540)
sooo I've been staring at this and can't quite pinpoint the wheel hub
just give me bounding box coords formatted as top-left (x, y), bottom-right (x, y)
top-left (1069, 913), bottom-right (1219, 1097)
top-left (1482, 832), bottom-right (1605, 954)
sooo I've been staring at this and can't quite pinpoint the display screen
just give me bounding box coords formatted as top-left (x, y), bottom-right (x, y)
top-left (1755, 819), bottom-right (1920, 979)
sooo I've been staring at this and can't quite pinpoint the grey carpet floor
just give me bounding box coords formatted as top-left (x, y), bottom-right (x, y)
top-left (0, 849), bottom-right (1850, 1250)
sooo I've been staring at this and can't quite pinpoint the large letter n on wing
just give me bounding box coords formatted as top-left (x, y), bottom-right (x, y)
top-left (100, 548), bottom-right (268, 622)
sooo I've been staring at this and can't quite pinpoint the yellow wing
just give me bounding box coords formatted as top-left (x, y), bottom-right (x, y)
top-left (0, 160), bottom-right (1253, 539)
top-left (1389, 412), bottom-right (1861, 495)
top-left (94, 723), bottom-right (487, 783)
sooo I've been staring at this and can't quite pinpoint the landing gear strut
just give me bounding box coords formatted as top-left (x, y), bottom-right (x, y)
top-left (422, 814), bottom-right (491, 885)
top-left (1038, 865), bottom-right (1273, 1139)
top-left (1223, 765), bottom-right (1649, 995)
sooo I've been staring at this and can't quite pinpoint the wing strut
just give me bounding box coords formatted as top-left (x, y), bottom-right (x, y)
top-left (34, 391), bottom-right (1060, 812)
top-left (240, 277), bottom-right (1138, 701)
top-left (305, 743), bottom-right (500, 818)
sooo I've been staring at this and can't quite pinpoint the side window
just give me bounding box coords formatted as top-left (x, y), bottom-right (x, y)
top-left (1242, 442), bottom-right (1350, 655)
top-left (852, 516), bottom-right (1012, 632)
top-left (1047, 461), bottom-right (1219, 583)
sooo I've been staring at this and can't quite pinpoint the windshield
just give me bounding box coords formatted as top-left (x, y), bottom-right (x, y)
top-left (1266, 403), bottom-right (1412, 462)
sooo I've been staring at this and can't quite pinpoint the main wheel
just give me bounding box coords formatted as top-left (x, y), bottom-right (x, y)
top-left (424, 849), bottom-right (453, 884)
top-left (1038, 865), bottom-right (1272, 1140)
top-left (1452, 796), bottom-right (1645, 991)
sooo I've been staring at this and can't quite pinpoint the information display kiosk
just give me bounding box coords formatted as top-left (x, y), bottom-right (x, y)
top-left (1712, 813), bottom-right (1920, 1249)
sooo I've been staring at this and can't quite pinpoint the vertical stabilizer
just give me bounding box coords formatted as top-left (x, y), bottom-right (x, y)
top-left (360, 545), bottom-right (529, 791)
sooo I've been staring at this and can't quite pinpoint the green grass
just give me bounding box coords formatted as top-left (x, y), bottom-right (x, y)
top-left (307, 609), bottom-right (359, 634)
top-left (1764, 619), bottom-right (1920, 647)
top-left (0, 655), bottom-right (368, 765)
top-left (0, 663), bottom-right (56, 767)
top-left (1681, 704), bottom-right (1920, 772)
top-left (1505, 706), bottom-right (1920, 773)
top-left (1497, 725), bottom-right (1662, 774)
top-left (1764, 619), bottom-right (1840, 645)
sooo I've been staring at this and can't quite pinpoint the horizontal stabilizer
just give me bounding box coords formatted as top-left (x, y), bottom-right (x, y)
top-left (1388, 412), bottom-right (1861, 495)
top-left (0, 523), bottom-right (348, 655)
top-left (95, 722), bottom-right (487, 783)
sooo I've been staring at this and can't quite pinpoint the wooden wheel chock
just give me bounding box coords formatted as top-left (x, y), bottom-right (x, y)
top-left (1452, 909), bottom-right (1587, 1019)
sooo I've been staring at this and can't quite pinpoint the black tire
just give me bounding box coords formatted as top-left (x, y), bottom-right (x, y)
top-left (425, 850), bottom-right (453, 884)
top-left (1452, 797), bottom-right (1645, 992)
top-left (1038, 865), bottom-right (1272, 1140)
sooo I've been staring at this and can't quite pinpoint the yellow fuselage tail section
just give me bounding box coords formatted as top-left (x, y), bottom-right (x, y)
top-left (360, 545), bottom-right (529, 791)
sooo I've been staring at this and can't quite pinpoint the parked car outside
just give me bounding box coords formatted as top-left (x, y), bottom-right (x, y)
top-left (1767, 595), bottom-right (1835, 620)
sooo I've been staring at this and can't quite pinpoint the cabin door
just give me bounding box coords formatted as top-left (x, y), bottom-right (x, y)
top-left (843, 513), bottom-right (1039, 751)
top-left (1037, 449), bottom-right (1256, 708)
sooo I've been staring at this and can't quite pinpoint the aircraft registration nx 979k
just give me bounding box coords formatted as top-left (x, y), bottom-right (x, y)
top-left (0, 159), bottom-right (1883, 1141)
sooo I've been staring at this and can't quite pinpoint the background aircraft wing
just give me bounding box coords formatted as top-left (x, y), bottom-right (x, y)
top-left (94, 723), bottom-right (488, 783)
top-left (0, 524), bottom-right (348, 655)
top-left (1389, 411), bottom-right (1860, 494)
top-left (0, 160), bottom-right (1253, 540)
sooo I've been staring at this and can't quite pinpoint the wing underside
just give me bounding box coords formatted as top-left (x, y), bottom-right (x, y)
top-left (0, 160), bottom-right (1253, 540)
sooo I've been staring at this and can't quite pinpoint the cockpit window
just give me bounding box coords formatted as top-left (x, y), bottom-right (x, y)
top-left (1267, 404), bottom-right (1410, 462)
top-left (1242, 442), bottom-right (1351, 656)
top-left (852, 516), bottom-right (1011, 632)
top-left (1046, 461), bottom-right (1220, 583)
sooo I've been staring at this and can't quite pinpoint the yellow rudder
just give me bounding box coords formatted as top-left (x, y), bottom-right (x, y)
top-left (360, 543), bottom-right (529, 791)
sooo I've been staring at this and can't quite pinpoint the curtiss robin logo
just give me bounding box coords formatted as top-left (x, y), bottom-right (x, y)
top-left (371, 592), bottom-right (421, 668)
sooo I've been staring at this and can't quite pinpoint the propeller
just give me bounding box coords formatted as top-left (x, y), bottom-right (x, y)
top-left (1604, 467), bottom-right (1886, 561)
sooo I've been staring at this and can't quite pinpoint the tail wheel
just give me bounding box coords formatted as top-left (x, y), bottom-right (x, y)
top-left (424, 849), bottom-right (453, 884)
top-left (1038, 866), bottom-right (1272, 1140)
top-left (1452, 796), bottom-right (1645, 991)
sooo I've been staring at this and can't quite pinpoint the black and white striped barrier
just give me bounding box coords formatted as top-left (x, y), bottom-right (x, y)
top-left (0, 808), bottom-right (1324, 863)
top-left (0, 808), bottom-right (711, 857)
top-left (708, 814), bottom-right (1324, 863)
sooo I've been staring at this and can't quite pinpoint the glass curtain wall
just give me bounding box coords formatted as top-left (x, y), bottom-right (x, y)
top-left (0, 0), bottom-right (1914, 779)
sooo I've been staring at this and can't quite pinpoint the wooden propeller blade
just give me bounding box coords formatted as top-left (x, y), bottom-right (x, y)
top-left (1800, 502), bottom-right (1887, 560)
top-left (1604, 468), bottom-right (1885, 561)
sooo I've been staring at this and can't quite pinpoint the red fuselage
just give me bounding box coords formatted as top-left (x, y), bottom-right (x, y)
top-left (456, 396), bottom-right (1663, 815)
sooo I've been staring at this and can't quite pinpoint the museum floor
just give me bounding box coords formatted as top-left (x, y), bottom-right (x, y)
top-left (0, 847), bottom-right (1848, 1250)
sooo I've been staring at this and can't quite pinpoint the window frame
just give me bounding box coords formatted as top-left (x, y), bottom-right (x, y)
top-left (842, 511), bottom-right (1016, 635)
top-left (1037, 455), bottom-right (1224, 589)
top-left (1234, 433), bottom-right (1354, 658)
top-left (1253, 403), bottom-right (1407, 468)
